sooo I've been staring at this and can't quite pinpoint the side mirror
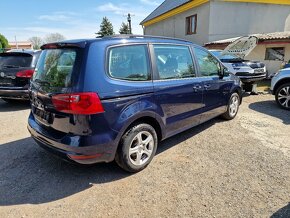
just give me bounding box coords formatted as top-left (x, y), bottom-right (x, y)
top-left (218, 68), bottom-right (225, 79)
top-left (224, 67), bottom-right (230, 75)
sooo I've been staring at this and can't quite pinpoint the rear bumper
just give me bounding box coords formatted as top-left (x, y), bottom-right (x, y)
top-left (0, 87), bottom-right (29, 99)
top-left (27, 114), bottom-right (117, 164)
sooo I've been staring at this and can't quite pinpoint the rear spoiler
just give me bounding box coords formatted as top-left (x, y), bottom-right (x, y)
top-left (41, 41), bottom-right (87, 50)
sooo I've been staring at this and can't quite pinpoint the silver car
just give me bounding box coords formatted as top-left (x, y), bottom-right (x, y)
top-left (271, 68), bottom-right (290, 110)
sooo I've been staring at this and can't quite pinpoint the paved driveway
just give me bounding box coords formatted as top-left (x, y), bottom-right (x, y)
top-left (0, 95), bottom-right (289, 217)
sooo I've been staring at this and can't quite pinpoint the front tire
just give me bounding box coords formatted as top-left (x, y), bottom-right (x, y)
top-left (221, 93), bottom-right (240, 120)
top-left (275, 83), bottom-right (290, 110)
top-left (115, 123), bottom-right (158, 173)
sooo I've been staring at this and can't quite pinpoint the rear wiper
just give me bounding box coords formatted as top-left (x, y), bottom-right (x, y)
top-left (33, 79), bottom-right (51, 86)
top-left (2, 65), bottom-right (20, 68)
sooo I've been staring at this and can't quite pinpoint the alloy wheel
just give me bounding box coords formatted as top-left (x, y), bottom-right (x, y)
top-left (129, 131), bottom-right (154, 166)
top-left (229, 95), bottom-right (239, 117)
top-left (278, 86), bottom-right (290, 109)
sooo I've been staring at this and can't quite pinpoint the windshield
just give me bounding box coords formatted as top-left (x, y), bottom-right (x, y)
top-left (0, 54), bottom-right (33, 68)
top-left (32, 49), bottom-right (77, 88)
top-left (210, 51), bottom-right (241, 60)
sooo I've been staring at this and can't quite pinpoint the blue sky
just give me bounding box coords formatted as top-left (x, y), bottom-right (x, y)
top-left (0, 0), bottom-right (163, 42)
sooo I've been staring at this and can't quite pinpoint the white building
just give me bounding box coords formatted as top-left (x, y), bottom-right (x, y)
top-left (141, 0), bottom-right (290, 45)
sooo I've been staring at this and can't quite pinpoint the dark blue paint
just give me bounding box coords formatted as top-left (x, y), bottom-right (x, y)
top-left (28, 36), bottom-right (242, 164)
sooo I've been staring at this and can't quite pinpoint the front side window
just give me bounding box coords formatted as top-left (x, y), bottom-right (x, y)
top-left (153, 45), bottom-right (196, 80)
top-left (265, 47), bottom-right (285, 61)
top-left (186, 15), bottom-right (197, 35)
top-left (194, 47), bottom-right (221, 77)
top-left (108, 45), bottom-right (150, 81)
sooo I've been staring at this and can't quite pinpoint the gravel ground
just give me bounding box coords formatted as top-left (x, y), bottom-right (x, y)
top-left (0, 94), bottom-right (289, 218)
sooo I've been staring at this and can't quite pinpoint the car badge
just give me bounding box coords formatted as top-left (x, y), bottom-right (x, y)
top-left (0, 72), bottom-right (5, 77)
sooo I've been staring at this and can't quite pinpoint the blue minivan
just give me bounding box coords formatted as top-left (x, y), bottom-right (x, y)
top-left (28, 35), bottom-right (242, 172)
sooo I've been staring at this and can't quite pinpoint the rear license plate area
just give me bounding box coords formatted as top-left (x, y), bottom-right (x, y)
top-left (0, 78), bottom-right (13, 86)
top-left (33, 107), bottom-right (52, 124)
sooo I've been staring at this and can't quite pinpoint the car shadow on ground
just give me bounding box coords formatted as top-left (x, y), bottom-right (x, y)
top-left (0, 118), bottom-right (220, 206)
top-left (271, 203), bottom-right (290, 218)
top-left (0, 99), bottom-right (30, 112)
top-left (249, 100), bottom-right (290, 125)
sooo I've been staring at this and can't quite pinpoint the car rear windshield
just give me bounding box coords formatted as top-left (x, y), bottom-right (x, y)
top-left (32, 49), bottom-right (77, 88)
top-left (0, 53), bottom-right (33, 68)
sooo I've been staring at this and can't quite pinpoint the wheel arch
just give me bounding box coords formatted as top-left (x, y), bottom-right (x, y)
top-left (273, 78), bottom-right (290, 94)
top-left (111, 112), bottom-right (165, 158)
top-left (230, 86), bottom-right (243, 104)
top-left (126, 116), bottom-right (163, 141)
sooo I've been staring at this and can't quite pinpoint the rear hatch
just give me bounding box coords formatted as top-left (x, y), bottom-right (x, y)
top-left (30, 42), bottom-right (103, 137)
top-left (30, 44), bottom-right (82, 137)
top-left (0, 52), bottom-right (34, 87)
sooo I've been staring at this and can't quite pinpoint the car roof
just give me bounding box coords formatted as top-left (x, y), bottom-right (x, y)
top-left (42, 35), bottom-right (199, 49)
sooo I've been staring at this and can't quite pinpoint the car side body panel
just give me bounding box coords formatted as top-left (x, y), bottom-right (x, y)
top-left (28, 37), bottom-right (242, 165)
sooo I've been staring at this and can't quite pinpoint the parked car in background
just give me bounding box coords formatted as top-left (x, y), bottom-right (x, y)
top-left (271, 67), bottom-right (290, 110)
top-left (210, 49), bottom-right (266, 84)
top-left (0, 49), bottom-right (40, 103)
top-left (282, 61), bottom-right (290, 69)
top-left (28, 35), bottom-right (243, 172)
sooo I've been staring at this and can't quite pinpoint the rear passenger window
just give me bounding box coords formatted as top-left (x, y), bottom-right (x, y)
top-left (108, 45), bottom-right (150, 81)
top-left (153, 45), bottom-right (196, 80)
top-left (194, 47), bottom-right (221, 77)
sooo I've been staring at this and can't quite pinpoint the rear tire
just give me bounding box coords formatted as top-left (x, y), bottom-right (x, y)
top-left (221, 93), bottom-right (240, 120)
top-left (275, 83), bottom-right (290, 110)
top-left (115, 123), bottom-right (158, 173)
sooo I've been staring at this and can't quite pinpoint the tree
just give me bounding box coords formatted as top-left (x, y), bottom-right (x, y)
top-left (44, 33), bottom-right (66, 43)
top-left (96, 17), bottom-right (114, 38)
top-left (119, 22), bottom-right (130, 34)
top-left (28, 36), bottom-right (43, 49)
top-left (0, 33), bottom-right (9, 49)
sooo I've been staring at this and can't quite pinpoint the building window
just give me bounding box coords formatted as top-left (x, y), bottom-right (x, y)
top-left (186, 15), bottom-right (197, 35)
top-left (265, 47), bottom-right (285, 61)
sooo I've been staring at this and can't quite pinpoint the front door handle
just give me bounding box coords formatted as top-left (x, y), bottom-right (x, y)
top-left (204, 84), bottom-right (211, 90)
top-left (193, 85), bottom-right (202, 92)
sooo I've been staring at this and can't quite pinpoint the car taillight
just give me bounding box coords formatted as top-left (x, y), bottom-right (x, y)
top-left (52, 92), bottom-right (104, 115)
top-left (16, 69), bottom-right (34, 78)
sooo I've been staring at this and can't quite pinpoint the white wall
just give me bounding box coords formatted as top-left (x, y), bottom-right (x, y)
top-left (209, 1), bottom-right (290, 42)
top-left (144, 2), bottom-right (211, 45)
top-left (143, 1), bottom-right (290, 46)
top-left (246, 43), bottom-right (290, 76)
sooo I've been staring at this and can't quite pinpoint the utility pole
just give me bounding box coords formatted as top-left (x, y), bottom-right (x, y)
top-left (123, 13), bottom-right (135, 34)
top-left (127, 13), bottom-right (132, 34)
top-left (126, 13), bottom-right (135, 34)
top-left (15, 36), bottom-right (18, 49)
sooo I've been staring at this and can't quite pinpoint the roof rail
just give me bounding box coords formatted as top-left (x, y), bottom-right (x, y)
top-left (103, 34), bottom-right (192, 43)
